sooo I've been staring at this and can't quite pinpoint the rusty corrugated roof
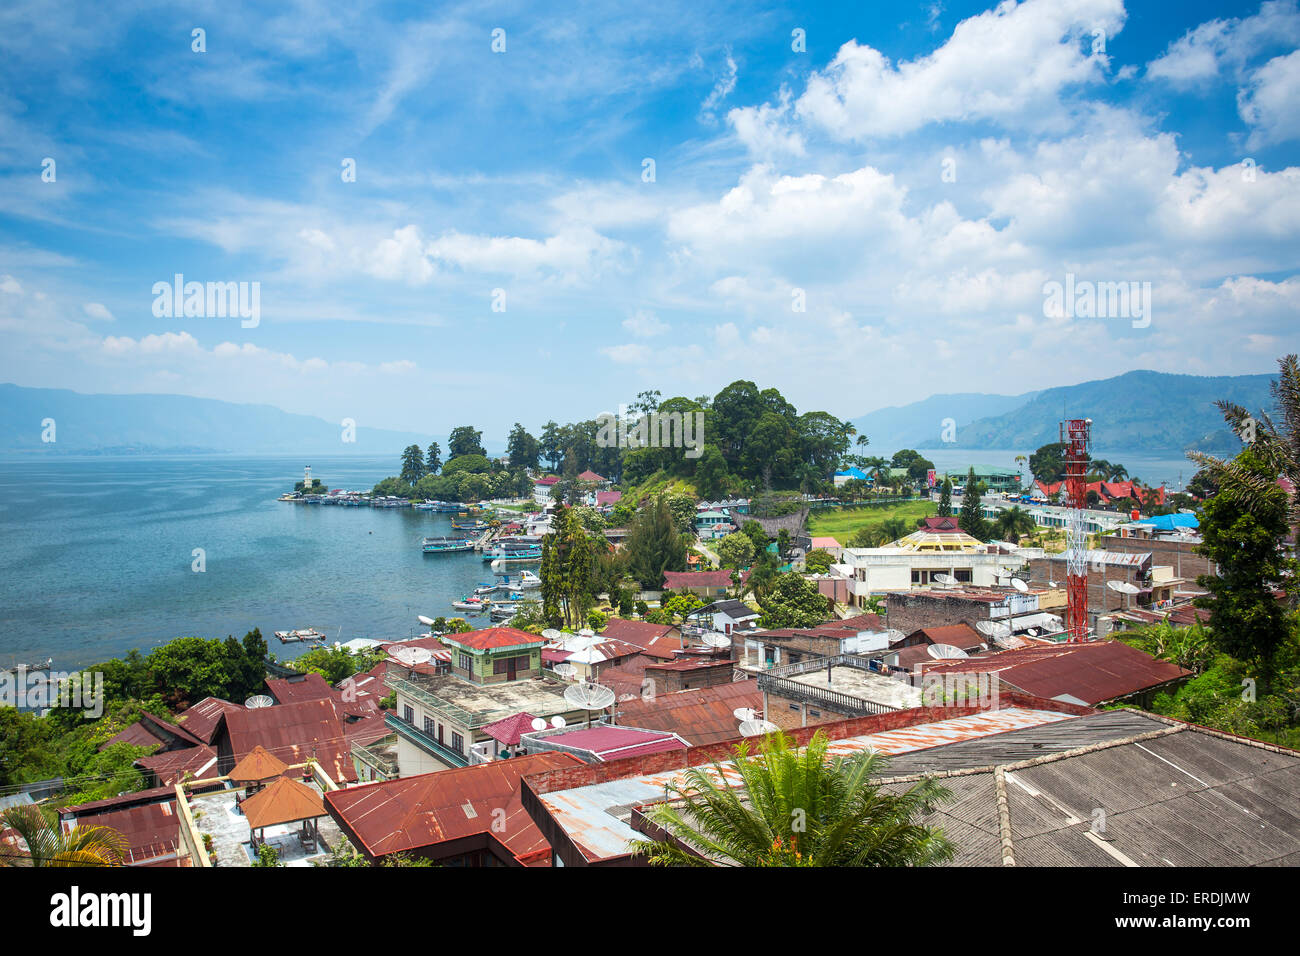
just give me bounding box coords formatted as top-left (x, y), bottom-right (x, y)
top-left (324, 751), bottom-right (581, 864)
top-left (242, 776), bottom-right (326, 830)
top-left (218, 698), bottom-right (356, 783)
top-left (613, 680), bottom-right (763, 746)
top-left (229, 744), bottom-right (290, 783)
top-left (175, 697), bottom-right (243, 743)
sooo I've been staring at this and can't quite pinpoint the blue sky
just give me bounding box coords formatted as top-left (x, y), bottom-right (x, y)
top-left (1, 0), bottom-right (1298, 440)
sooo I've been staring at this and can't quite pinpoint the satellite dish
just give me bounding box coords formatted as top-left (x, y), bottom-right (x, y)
top-left (1178, 508), bottom-right (1195, 515)
top-left (733, 707), bottom-right (758, 722)
top-left (541, 628), bottom-right (563, 642)
top-left (550, 715), bottom-right (567, 729)
top-left (739, 719), bottom-right (780, 737)
top-left (975, 620), bottom-right (1011, 639)
top-left (389, 645), bottom-right (433, 666)
top-left (553, 662), bottom-right (577, 679)
top-left (563, 682), bottom-right (616, 711)
top-left (244, 695), bottom-right (274, 709)
top-left (1048, 580), bottom-right (1058, 588)
top-left (530, 718), bottom-right (547, 731)
top-left (1011, 578), bottom-right (1029, 593)
top-left (701, 633), bottom-right (731, 649)
top-left (884, 628), bottom-right (906, 645)
top-left (927, 644), bottom-right (970, 660)
top-left (578, 628), bottom-right (595, 638)
top-left (933, 573), bottom-right (954, 586)
top-left (417, 615), bottom-right (436, 626)
top-left (1107, 580), bottom-right (1141, 595)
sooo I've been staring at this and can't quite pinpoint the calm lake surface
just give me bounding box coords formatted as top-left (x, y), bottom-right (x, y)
top-left (0, 447), bottom-right (1201, 670)
top-left (0, 456), bottom-right (502, 670)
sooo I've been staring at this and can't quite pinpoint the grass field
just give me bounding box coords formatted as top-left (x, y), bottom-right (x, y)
top-left (806, 500), bottom-right (937, 542)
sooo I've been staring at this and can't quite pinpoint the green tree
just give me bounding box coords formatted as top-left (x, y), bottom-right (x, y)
top-left (804, 548), bottom-right (834, 574)
top-left (506, 423), bottom-right (540, 471)
top-left (715, 531), bottom-right (757, 570)
top-left (991, 506), bottom-right (1036, 543)
top-left (628, 730), bottom-right (954, 867)
top-left (1194, 448), bottom-right (1296, 671)
top-left (958, 468), bottom-right (988, 541)
top-left (758, 573), bottom-right (831, 628)
top-left (400, 444), bottom-right (426, 485)
top-left (447, 426), bottom-right (486, 460)
top-left (425, 442), bottom-right (441, 475)
top-left (624, 496), bottom-right (688, 590)
top-left (938, 478), bottom-right (952, 517)
top-left (1028, 442), bottom-right (1067, 484)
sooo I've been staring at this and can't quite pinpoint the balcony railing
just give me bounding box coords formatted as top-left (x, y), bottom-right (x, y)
top-left (385, 713), bottom-right (469, 768)
top-left (351, 733), bottom-right (398, 779)
top-left (757, 654), bottom-right (901, 717)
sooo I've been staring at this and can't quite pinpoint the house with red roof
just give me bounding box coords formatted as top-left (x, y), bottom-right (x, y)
top-left (663, 568), bottom-right (750, 598)
top-left (1034, 479), bottom-right (1167, 508)
top-left (325, 752), bottom-right (582, 866)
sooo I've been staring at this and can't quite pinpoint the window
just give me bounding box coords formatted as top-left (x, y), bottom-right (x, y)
top-left (451, 733), bottom-right (464, 754)
top-left (423, 716), bottom-right (435, 736)
top-left (458, 653), bottom-right (473, 671)
top-left (403, 705), bottom-right (414, 723)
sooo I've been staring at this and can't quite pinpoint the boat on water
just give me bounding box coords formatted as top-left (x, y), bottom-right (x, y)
top-left (451, 520), bottom-right (491, 533)
top-left (497, 569), bottom-right (541, 590)
top-left (473, 583), bottom-right (501, 596)
top-left (274, 628), bottom-right (326, 643)
top-left (422, 536), bottom-right (475, 554)
top-left (482, 544), bottom-right (542, 561)
top-left (451, 597), bottom-right (492, 613)
top-left (489, 604), bottom-right (518, 621)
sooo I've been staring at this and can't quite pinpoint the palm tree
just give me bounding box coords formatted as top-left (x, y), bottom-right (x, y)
top-left (1188, 354), bottom-right (1299, 536)
top-left (1, 806), bottom-right (125, 867)
top-left (628, 730), bottom-right (954, 867)
top-left (993, 506), bottom-right (1036, 543)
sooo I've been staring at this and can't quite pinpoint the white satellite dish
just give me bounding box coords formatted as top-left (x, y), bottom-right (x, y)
top-left (550, 715), bottom-right (567, 729)
top-left (739, 718), bottom-right (780, 737)
top-left (1011, 577), bottom-right (1029, 593)
top-left (884, 628), bottom-right (906, 645)
top-left (1107, 580), bottom-right (1141, 595)
top-left (417, 615), bottom-right (436, 626)
top-left (530, 718), bottom-right (547, 731)
top-left (389, 645), bottom-right (433, 666)
top-left (244, 695), bottom-right (274, 709)
top-left (701, 633), bottom-right (731, 649)
top-left (933, 573), bottom-right (954, 586)
top-left (578, 628), bottom-right (595, 638)
top-left (733, 707), bottom-right (758, 722)
top-left (563, 682), bottom-right (616, 711)
top-left (927, 643), bottom-right (970, 660)
top-left (553, 662), bottom-right (577, 679)
top-left (975, 620), bottom-right (1011, 639)
top-left (541, 628), bottom-right (563, 641)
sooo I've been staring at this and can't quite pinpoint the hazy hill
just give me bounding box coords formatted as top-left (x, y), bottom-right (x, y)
top-left (0, 383), bottom-right (434, 455)
top-left (912, 370), bottom-right (1275, 454)
top-left (849, 392), bottom-right (1033, 452)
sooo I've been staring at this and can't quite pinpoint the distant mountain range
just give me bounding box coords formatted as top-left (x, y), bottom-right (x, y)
top-left (853, 370), bottom-right (1277, 455)
top-left (0, 384), bottom-right (434, 456)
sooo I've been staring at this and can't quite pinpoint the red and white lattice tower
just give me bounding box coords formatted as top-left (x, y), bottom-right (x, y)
top-left (1061, 418), bottom-right (1092, 643)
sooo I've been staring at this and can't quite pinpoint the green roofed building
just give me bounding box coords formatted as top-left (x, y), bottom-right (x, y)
top-left (943, 465), bottom-right (1024, 494)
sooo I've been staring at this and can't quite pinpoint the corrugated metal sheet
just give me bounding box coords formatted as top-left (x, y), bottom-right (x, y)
top-left (613, 680), bottom-right (763, 746)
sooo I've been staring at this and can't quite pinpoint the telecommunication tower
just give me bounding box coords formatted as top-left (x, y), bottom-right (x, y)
top-left (1061, 418), bottom-right (1092, 642)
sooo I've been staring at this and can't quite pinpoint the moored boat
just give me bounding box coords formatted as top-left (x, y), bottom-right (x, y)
top-left (422, 536), bottom-right (475, 554)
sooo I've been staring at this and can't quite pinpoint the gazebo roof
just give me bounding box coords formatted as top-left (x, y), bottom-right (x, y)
top-left (241, 776), bottom-right (325, 830)
top-left (228, 745), bottom-right (289, 783)
top-left (481, 712), bottom-right (540, 747)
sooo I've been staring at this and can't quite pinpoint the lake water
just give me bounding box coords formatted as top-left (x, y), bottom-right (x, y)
top-left (0, 456), bottom-right (506, 671)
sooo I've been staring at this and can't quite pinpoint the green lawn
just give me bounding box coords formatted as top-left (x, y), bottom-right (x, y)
top-left (806, 500), bottom-right (937, 542)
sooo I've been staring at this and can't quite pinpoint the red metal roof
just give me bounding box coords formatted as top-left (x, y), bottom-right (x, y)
top-left (482, 712), bottom-right (540, 746)
top-left (908, 623), bottom-right (986, 651)
top-left (137, 744), bottom-right (219, 785)
top-left (324, 752), bottom-right (582, 865)
top-left (663, 569), bottom-right (749, 589)
top-left (612, 680), bottom-right (763, 746)
top-left (217, 698), bottom-right (357, 783)
top-left (578, 470), bottom-right (606, 482)
top-left (923, 640), bottom-right (1189, 704)
top-left (175, 697), bottom-right (243, 744)
top-left (63, 795), bottom-right (182, 867)
top-left (540, 726), bottom-right (687, 761)
top-left (265, 671), bottom-right (336, 705)
top-left (442, 627), bottom-right (543, 651)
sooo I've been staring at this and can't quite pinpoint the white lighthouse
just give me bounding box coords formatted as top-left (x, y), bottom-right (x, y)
top-left (304, 464), bottom-right (312, 492)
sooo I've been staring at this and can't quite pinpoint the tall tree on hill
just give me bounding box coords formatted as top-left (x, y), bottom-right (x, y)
top-left (959, 467), bottom-right (988, 541)
top-left (938, 478), bottom-right (952, 517)
top-left (400, 444), bottom-right (426, 484)
top-left (540, 420), bottom-right (562, 472)
top-left (1188, 354), bottom-right (1299, 547)
top-left (425, 442), bottom-right (441, 475)
top-left (506, 423), bottom-right (540, 471)
top-left (1028, 442), bottom-right (1067, 484)
top-left (1194, 448), bottom-right (1296, 672)
top-left (540, 506), bottom-right (595, 629)
top-left (447, 426), bottom-right (485, 460)
top-left (624, 496), bottom-right (688, 590)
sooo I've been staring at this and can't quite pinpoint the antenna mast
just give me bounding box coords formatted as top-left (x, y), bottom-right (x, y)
top-left (1061, 418), bottom-right (1092, 642)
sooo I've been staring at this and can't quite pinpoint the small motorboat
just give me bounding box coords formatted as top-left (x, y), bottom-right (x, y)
top-left (451, 597), bottom-right (491, 613)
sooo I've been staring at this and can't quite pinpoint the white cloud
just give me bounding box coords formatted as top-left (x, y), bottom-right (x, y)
top-left (790, 0), bottom-right (1125, 140)
top-left (0, 274), bottom-right (21, 294)
top-left (1146, 0), bottom-right (1300, 86)
top-left (700, 53), bottom-right (738, 120)
top-left (622, 309), bottom-right (670, 337)
top-left (82, 302), bottom-right (113, 321)
top-left (1238, 49), bottom-right (1300, 146)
